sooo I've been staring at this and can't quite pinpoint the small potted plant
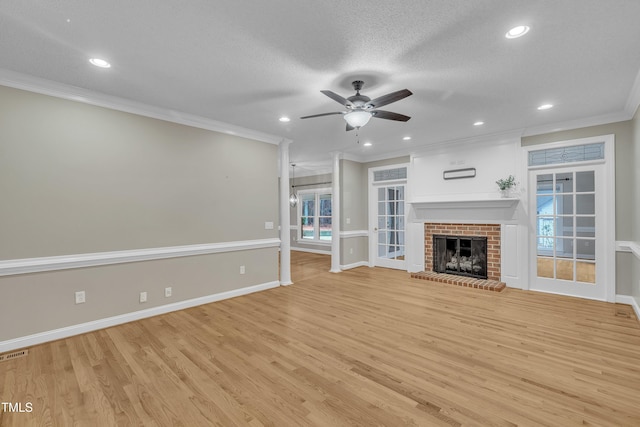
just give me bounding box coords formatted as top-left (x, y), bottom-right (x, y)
top-left (496, 175), bottom-right (516, 198)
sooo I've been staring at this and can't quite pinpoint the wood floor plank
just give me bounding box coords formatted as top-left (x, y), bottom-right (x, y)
top-left (1, 251), bottom-right (640, 426)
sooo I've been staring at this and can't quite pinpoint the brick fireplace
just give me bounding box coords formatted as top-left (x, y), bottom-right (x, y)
top-left (412, 222), bottom-right (505, 291)
top-left (425, 223), bottom-right (501, 280)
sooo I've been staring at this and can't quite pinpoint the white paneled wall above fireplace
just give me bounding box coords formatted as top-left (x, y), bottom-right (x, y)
top-left (405, 135), bottom-right (527, 289)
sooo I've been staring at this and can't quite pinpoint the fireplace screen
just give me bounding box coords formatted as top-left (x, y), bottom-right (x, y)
top-left (433, 235), bottom-right (488, 279)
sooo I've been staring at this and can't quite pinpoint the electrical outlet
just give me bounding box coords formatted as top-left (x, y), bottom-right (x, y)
top-left (75, 291), bottom-right (86, 304)
top-left (165, 287), bottom-right (172, 298)
top-left (139, 291), bottom-right (147, 303)
top-left (240, 265), bottom-right (246, 274)
top-left (349, 248), bottom-right (353, 254)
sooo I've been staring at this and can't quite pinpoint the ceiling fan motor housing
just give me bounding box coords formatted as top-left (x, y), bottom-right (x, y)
top-left (352, 80), bottom-right (364, 92)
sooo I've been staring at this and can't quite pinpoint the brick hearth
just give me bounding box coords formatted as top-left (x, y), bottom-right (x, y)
top-left (411, 271), bottom-right (506, 292)
top-left (417, 222), bottom-right (506, 292)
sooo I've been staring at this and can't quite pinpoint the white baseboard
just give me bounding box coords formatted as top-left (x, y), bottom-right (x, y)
top-left (341, 261), bottom-right (369, 270)
top-left (291, 246), bottom-right (331, 255)
top-left (615, 294), bottom-right (640, 321)
top-left (0, 281), bottom-right (280, 353)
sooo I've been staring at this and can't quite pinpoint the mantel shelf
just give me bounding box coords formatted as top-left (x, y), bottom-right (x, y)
top-left (409, 198), bottom-right (519, 210)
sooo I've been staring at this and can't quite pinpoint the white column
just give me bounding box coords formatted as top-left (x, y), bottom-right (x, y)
top-left (279, 140), bottom-right (293, 285)
top-left (330, 152), bottom-right (341, 273)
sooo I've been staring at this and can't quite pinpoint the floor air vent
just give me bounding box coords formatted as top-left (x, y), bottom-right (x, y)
top-left (0, 349), bottom-right (29, 362)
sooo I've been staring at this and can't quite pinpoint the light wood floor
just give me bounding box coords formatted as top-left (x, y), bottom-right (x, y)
top-left (2, 252), bottom-right (640, 426)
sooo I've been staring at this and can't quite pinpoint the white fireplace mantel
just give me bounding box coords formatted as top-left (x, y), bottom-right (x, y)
top-left (408, 196), bottom-right (520, 224)
top-left (409, 197), bottom-right (519, 210)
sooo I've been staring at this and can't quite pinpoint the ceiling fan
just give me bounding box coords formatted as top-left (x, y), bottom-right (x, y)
top-left (300, 80), bottom-right (412, 131)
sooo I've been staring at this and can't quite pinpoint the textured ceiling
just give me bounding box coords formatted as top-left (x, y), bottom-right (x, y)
top-left (1, 1), bottom-right (640, 171)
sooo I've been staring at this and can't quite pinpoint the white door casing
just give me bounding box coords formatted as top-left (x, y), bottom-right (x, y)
top-left (524, 135), bottom-right (615, 302)
top-left (368, 164), bottom-right (409, 270)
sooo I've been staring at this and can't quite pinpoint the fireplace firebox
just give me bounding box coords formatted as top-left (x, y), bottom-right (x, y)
top-left (433, 235), bottom-right (488, 279)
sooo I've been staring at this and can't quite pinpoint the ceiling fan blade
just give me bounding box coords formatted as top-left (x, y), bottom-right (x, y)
top-left (372, 110), bottom-right (411, 122)
top-left (346, 123), bottom-right (355, 131)
top-left (367, 89), bottom-right (413, 109)
top-left (300, 112), bottom-right (344, 119)
top-left (321, 90), bottom-right (353, 107)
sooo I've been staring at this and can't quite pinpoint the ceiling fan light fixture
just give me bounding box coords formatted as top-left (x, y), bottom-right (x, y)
top-left (89, 58), bottom-right (111, 68)
top-left (505, 25), bottom-right (530, 39)
top-left (343, 110), bottom-right (372, 128)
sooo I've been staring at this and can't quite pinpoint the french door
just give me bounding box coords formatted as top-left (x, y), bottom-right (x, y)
top-left (373, 183), bottom-right (406, 269)
top-left (528, 164), bottom-right (606, 300)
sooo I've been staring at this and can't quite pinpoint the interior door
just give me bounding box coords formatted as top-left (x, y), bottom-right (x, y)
top-left (374, 184), bottom-right (406, 269)
top-left (529, 164), bottom-right (606, 300)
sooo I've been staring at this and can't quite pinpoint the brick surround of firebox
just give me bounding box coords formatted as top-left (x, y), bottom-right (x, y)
top-left (424, 223), bottom-right (502, 281)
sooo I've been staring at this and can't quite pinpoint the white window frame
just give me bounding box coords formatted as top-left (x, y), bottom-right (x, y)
top-left (297, 187), bottom-right (332, 244)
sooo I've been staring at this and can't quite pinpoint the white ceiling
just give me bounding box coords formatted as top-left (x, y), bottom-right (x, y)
top-left (2, 1), bottom-right (640, 172)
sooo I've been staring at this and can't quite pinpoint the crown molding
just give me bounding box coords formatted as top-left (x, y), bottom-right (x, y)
top-left (0, 68), bottom-right (285, 145)
top-left (625, 67), bottom-right (640, 118)
top-left (521, 111), bottom-right (631, 138)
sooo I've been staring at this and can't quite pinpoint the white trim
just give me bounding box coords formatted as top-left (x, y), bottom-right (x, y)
top-left (0, 281), bottom-right (280, 353)
top-left (521, 112), bottom-right (630, 139)
top-left (340, 261), bottom-right (369, 270)
top-left (279, 141), bottom-right (293, 286)
top-left (340, 230), bottom-right (368, 239)
top-left (0, 238), bottom-right (280, 277)
top-left (624, 66), bottom-right (640, 118)
top-left (368, 163), bottom-right (410, 271)
top-left (523, 134), bottom-right (616, 302)
top-left (0, 68), bottom-right (286, 146)
top-left (296, 187), bottom-right (333, 244)
top-left (330, 153), bottom-right (342, 273)
top-left (291, 247), bottom-right (331, 255)
top-left (294, 239), bottom-right (331, 247)
top-left (615, 295), bottom-right (640, 322)
top-left (616, 240), bottom-right (640, 260)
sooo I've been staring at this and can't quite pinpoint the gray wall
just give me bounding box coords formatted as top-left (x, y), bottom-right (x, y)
top-left (0, 85), bottom-right (279, 341)
top-left (340, 160), bottom-right (367, 266)
top-left (521, 120), bottom-right (636, 295)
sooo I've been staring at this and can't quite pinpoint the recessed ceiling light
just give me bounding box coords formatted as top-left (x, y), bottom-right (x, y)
top-left (279, 117), bottom-right (291, 122)
top-left (474, 121), bottom-right (484, 126)
top-left (505, 25), bottom-right (530, 39)
top-left (363, 142), bottom-right (373, 147)
top-left (89, 58), bottom-right (111, 68)
top-left (402, 136), bottom-right (412, 141)
top-left (537, 104), bottom-right (553, 110)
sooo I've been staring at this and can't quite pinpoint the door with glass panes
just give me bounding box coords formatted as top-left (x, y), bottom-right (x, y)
top-left (529, 164), bottom-right (606, 300)
top-left (374, 184), bottom-right (406, 269)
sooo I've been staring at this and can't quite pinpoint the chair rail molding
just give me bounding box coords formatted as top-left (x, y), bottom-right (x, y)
top-left (0, 238), bottom-right (281, 277)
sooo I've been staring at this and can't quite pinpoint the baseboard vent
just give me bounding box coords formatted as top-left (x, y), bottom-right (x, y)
top-left (0, 349), bottom-right (28, 362)
top-left (615, 307), bottom-right (633, 318)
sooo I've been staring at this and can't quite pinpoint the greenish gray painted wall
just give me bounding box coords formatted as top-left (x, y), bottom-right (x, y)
top-left (0, 85), bottom-right (279, 341)
top-left (340, 160), bottom-right (367, 267)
